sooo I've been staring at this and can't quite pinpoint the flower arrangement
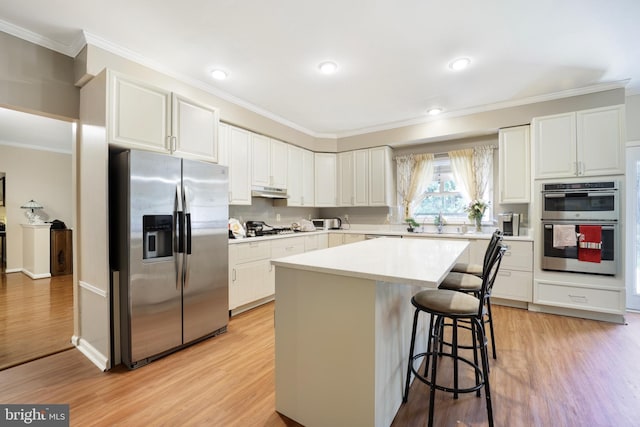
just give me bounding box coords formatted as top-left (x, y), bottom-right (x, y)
top-left (465, 199), bottom-right (489, 231)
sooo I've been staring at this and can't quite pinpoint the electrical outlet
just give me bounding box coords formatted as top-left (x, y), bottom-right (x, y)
top-left (344, 214), bottom-right (349, 221)
top-left (276, 213), bottom-right (281, 222)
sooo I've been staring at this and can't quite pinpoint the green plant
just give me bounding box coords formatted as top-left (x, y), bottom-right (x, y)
top-left (405, 218), bottom-right (420, 229)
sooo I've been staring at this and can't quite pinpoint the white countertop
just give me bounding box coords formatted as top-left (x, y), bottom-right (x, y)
top-left (229, 227), bottom-right (532, 244)
top-left (271, 237), bottom-right (469, 287)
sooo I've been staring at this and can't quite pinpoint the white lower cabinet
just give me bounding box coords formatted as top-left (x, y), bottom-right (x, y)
top-left (229, 233), bottom-right (331, 314)
top-left (460, 238), bottom-right (533, 302)
top-left (492, 240), bottom-right (533, 302)
top-left (328, 233), bottom-right (365, 247)
top-left (534, 281), bottom-right (624, 314)
top-left (229, 240), bottom-right (271, 311)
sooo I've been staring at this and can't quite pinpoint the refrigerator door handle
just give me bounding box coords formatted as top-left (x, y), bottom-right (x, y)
top-left (175, 184), bottom-right (184, 290)
top-left (183, 185), bottom-right (191, 289)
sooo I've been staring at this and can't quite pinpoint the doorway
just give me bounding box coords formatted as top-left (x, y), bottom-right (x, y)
top-left (0, 107), bottom-right (75, 369)
top-left (626, 143), bottom-right (640, 311)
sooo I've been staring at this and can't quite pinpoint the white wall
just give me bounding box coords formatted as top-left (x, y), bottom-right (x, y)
top-left (627, 94), bottom-right (640, 141)
top-left (0, 144), bottom-right (73, 271)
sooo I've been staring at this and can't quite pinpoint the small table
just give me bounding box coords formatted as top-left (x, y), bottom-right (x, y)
top-left (272, 237), bottom-right (469, 427)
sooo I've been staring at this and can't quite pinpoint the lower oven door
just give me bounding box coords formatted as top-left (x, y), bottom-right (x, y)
top-left (541, 221), bottom-right (618, 275)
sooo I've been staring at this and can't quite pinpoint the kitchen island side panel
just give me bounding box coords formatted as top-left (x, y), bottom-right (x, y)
top-left (275, 267), bottom-right (376, 427)
top-left (275, 268), bottom-right (425, 427)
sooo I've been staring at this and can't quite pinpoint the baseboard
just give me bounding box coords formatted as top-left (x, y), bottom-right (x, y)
top-left (4, 268), bottom-right (22, 274)
top-left (230, 295), bottom-right (274, 317)
top-left (73, 335), bottom-right (110, 371)
top-left (528, 303), bottom-right (626, 324)
top-left (22, 269), bottom-right (51, 279)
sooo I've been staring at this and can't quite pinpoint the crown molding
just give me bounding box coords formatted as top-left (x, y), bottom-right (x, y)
top-left (2, 21), bottom-right (632, 141)
top-left (0, 19), bottom-right (84, 57)
top-left (81, 31), bottom-right (335, 139)
top-left (336, 80), bottom-right (631, 139)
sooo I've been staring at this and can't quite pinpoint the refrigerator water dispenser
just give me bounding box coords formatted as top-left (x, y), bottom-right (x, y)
top-left (143, 215), bottom-right (172, 259)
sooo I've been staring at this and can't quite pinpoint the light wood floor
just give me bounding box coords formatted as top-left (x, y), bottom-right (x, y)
top-left (0, 272), bottom-right (74, 370)
top-left (0, 302), bottom-right (639, 426)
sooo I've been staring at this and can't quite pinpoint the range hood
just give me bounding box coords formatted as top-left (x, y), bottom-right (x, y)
top-left (251, 186), bottom-right (289, 199)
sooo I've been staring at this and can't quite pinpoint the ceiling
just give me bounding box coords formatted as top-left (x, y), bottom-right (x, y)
top-left (0, 0), bottom-right (639, 138)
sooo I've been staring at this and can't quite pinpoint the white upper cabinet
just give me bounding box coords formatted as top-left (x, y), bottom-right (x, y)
top-left (499, 125), bottom-right (531, 203)
top-left (354, 150), bottom-right (369, 206)
top-left (251, 133), bottom-right (270, 186)
top-left (109, 72), bottom-right (219, 162)
top-left (368, 146), bottom-right (395, 206)
top-left (314, 153), bottom-right (337, 206)
top-left (287, 145), bottom-right (315, 207)
top-left (287, 145), bottom-right (303, 206)
top-left (577, 106), bottom-right (625, 177)
top-left (171, 94), bottom-right (219, 162)
top-left (270, 139), bottom-right (288, 188)
top-left (251, 134), bottom-right (287, 188)
top-left (337, 146), bottom-right (395, 207)
top-left (338, 151), bottom-right (355, 206)
top-left (109, 72), bottom-right (171, 151)
top-left (226, 124), bottom-right (252, 205)
top-left (301, 149), bottom-right (315, 206)
top-left (533, 105), bottom-right (624, 179)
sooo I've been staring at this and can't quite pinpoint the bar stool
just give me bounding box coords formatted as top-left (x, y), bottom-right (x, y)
top-left (438, 230), bottom-right (503, 359)
top-left (403, 243), bottom-right (506, 427)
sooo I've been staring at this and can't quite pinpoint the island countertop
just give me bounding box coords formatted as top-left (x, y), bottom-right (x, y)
top-left (271, 237), bottom-right (470, 288)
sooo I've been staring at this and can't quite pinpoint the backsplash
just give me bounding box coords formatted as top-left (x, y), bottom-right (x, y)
top-left (229, 198), bottom-right (318, 227)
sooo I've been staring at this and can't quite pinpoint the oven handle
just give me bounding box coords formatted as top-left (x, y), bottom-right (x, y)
top-left (543, 191), bottom-right (616, 197)
top-left (544, 223), bottom-right (616, 230)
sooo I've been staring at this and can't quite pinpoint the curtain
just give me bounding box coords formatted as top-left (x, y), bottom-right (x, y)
top-left (448, 149), bottom-right (475, 201)
top-left (395, 153), bottom-right (434, 217)
top-left (448, 146), bottom-right (495, 202)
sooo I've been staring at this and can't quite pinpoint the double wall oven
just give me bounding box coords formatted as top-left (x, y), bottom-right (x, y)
top-left (541, 181), bottom-right (619, 276)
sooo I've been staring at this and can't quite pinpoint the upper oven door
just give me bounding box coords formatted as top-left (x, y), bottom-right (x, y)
top-left (542, 188), bottom-right (618, 220)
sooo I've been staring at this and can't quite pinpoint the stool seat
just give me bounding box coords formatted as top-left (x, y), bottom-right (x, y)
top-left (451, 262), bottom-right (483, 276)
top-left (413, 289), bottom-right (479, 316)
top-left (438, 272), bottom-right (482, 292)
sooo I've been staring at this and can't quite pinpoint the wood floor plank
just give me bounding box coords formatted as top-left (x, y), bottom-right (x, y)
top-left (0, 272), bottom-right (74, 370)
top-left (0, 301), bottom-right (639, 426)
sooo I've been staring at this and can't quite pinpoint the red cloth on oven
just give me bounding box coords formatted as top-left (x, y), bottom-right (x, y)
top-left (578, 225), bottom-right (602, 263)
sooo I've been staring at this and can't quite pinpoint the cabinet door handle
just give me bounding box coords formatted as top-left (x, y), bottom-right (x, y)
top-left (232, 269), bottom-right (236, 282)
top-left (498, 270), bottom-right (511, 277)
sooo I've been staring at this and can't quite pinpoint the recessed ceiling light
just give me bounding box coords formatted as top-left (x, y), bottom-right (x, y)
top-left (427, 108), bottom-right (443, 116)
top-left (448, 57), bottom-right (471, 71)
top-left (318, 61), bottom-right (338, 74)
top-left (210, 69), bottom-right (227, 80)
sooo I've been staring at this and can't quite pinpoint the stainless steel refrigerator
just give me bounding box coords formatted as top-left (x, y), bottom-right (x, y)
top-left (111, 149), bottom-right (228, 369)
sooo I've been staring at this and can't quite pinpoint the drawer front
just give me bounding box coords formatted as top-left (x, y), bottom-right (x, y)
top-left (535, 281), bottom-right (624, 314)
top-left (271, 238), bottom-right (305, 259)
top-left (236, 240), bottom-right (271, 263)
top-left (304, 235), bottom-right (319, 251)
top-left (492, 269), bottom-right (532, 302)
top-left (501, 241), bottom-right (532, 271)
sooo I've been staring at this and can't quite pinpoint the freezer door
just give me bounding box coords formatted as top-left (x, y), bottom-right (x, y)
top-left (182, 159), bottom-right (229, 343)
top-left (128, 150), bottom-right (183, 364)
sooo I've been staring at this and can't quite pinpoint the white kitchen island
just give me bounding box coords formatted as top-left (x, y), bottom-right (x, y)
top-left (271, 237), bottom-right (469, 427)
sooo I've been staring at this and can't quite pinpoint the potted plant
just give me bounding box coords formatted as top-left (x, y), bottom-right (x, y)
top-left (405, 218), bottom-right (420, 232)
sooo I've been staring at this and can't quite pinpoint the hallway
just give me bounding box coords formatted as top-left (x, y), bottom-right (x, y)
top-left (0, 272), bottom-right (73, 370)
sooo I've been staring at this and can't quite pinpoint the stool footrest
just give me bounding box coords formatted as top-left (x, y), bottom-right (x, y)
top-left (410, 352), bottom-right (485, 395)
